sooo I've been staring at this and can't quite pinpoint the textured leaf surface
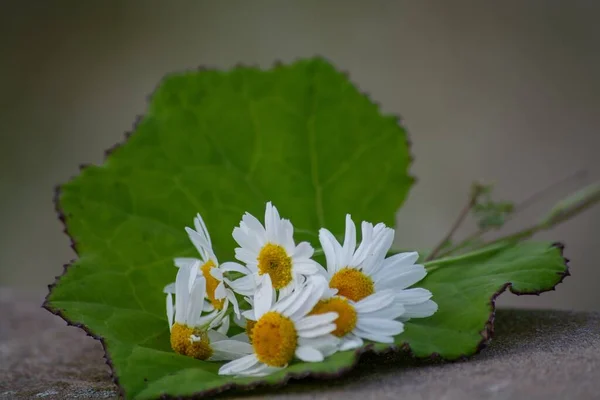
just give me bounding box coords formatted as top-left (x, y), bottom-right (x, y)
top-left (45, 58), bottom-right (568, 399)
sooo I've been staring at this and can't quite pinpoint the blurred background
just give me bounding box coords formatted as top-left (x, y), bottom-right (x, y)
top-left (1, 0), bottom-right (598, 311)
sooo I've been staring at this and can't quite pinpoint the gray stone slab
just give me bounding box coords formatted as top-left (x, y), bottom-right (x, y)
top-left (1, 287), bottom-right (599, 400)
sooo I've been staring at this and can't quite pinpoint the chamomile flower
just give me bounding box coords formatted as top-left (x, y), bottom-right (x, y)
top-left (176, 213), bottom-right (254, 320)
top-left (218, 274), bottom-right (340, 377)
top-left (310, 287), bottom-right (405, 350)
top-left (230, 202), bottom-right (319, 295)
top-left (319, 214), bottom-right (437, 321)
top-left (164, 261), bottom-right (253, 361)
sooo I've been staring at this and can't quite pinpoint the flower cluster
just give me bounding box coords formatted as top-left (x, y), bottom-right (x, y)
top-left (163, 202), bottom-right (437, 377)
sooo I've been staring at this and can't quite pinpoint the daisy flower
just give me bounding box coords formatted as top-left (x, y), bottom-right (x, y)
top-left (230, 202), bottom-right (319, 295)
top-left (309, 287), bottom-right (405, 350)
top-left (218, 274), bottom-right (340, 377)
top-left (319, 214), bottom-right (437, 321)
top-left (175, 213), bottom-right (255, 321)
top-left (164, 261), bottom-right (253, 361)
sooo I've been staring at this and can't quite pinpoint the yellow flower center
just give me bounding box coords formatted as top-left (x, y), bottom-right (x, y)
top-left (329, 267), bottom-right (375, 302)
top-left (310, 297), bottom-right (357, 337)
top-left (170, 323), bottom-right (213, 360)
top-left (257, 243), bottom-right (293, 289)
top-left (201, 260), bottom-right (225, 310)
top-left (245, 319), bottom-right (256, 343)
top-left (251, 311), bottom-right (297, 367)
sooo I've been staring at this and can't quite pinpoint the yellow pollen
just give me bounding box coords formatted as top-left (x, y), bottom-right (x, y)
top-left (329, 267), bottom-right (375, 302)
top-left (251, 311), bottom-right (297, 367)
top-left (310, 297), bottom-right (357, 337)
top-left (170, 323), bottom-right (213, 360)
top-left (201, 260), bottom-right (224, 310)
top-left (245, 319), bottom-right (257, 343)
top-left (257, 243), bottom-right (293, 290)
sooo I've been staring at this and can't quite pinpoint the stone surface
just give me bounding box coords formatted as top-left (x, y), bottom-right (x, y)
top-left (1, 287), bottom-right (599, 400)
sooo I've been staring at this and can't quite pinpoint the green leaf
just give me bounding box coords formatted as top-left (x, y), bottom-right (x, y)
top-left (44, 58), bottom-right (568, 399)
top-left (398, 241), bottom-right (568, 358)
top-left (46, 58), bottom-right (413, 398)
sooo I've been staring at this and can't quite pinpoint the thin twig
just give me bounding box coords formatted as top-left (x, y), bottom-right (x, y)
top-left (425, 193), bottom-right (478, 261)
top-left (437, 169), bottom-right (588, 258)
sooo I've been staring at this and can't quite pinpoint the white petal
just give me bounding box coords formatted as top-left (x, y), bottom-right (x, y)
top-left (185, 227), bottom-right (212, 262)
top-left (187, 277), bottom-right (206, 325)
top-left (163, 282), bottom-right (176, 294)
top-left (166, 293), bottom-right (174, 330)
top-left (293, 242), bottom-right (314, 259)
top-left (339, 335), bottom-right (363, 351)
top-left (356, 318), bottom-right (404, 336)
top-left (211, 340), bottom-right (253, 359)
top-left (400, 300), bottom-right (438, 319)
top-left (383, 251), bottom-right (419, 268)
top-left (295, 346), bottom-right (324, 362)
top-left (233, 227), bottom-right (261, 253)
top-left (319, 228), bottom-right (342, 275)
top-left (217, 315), bottom-right (230, 335)
top-left (297, 323), bottom-right (336, 338)
top-left (227, 275), bottom-right (256, 296)
top-left (279, 218), bottom-right (296, 253)
top-left (295, 313), bottom-right (338, 331)
top-left (235, 248), bottom-right (258, 265)
top-left (174, 257), bottom-right (199, 269)
top-left (214, 282), bottom-right (227, 300)
top-left (208, 330), bottom-right (228, 342)
top-left (341, 214), bottom-right (357, 267)
top-left (394, 288), bottom-right (432, 305)
top-left (354, 290), bottom-right (395, 313)
top-left (218, 354), bottom-right (259, 375)
top-left (225, 290), bottom-right (241, 318)
top-left (299, 334), bottom-right (340, 356)
top-left (194, 213), bottom-right (211, 245)
top-left (293, 261), bottom-right (318, 275)
top-left (174, 264), bottom-right (192, 323)
top-left (286, 283), bottom-right (322, 321)
top-left (375, 265), bottom-right (427, 290)
top-left (362, 303), bottom-right (405, 320)
top-left (254, 274), bottom-right (273, 319)
top-left (210, 267), bottom-right (224, 280)
top-left (241, 212), bottom-right (267, 242)
top-left (242, 310), bottom-right (255, 320)
top-left (230, 333), bottom-right (250, 343)
top-left (220, 262), bottom-right (252, 275)
top-left (264, 202), bottom-right (279, 241)
top-left (353, 327), bottom-right (395, 343)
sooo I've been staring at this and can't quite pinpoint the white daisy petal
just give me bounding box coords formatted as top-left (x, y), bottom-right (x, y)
top-left (219, 354), bottom-right (259, 375)
top-left (295, 346), bottom-right (324, 362)
top-left (356, 318), bottom-right (404, 336)
top-left (166, 293), bottom-right (174, 330)
top-left (354, 290), bottom-right (396, 313)
top-left (375, 265), bottom-right (427, 290)
top-left (163, 282), bottom-right (176, 294)
top-left (186, 277), bottom-right (207, 326)
top-left (254, 274), bottom-right (274, 320)
top-left (293, 261), bottom-right (318, 275)
top-left (220, 262), bottom-right (252, 275)
top-left (293, 241), bottom-right (314, 259)
top-left (341, 214), bottom-right (357, 267)
top-left (173, 258), bottom-right (198, 269)
top-left (352, 327), bottom-right (395, 343)
top-left (241, 213), bottom-right (267, 242)
top-left (214, 281), bottom-right (227, 300)
top-left (339, 335), bottom-right (363, 351)
top-left (216, 314), bottom-right (230, 335)
top-left (297, 323), bottom-right (336, 338)
top-left (294, 313), bottom-right (338, 330)
top-left (227, 275), bottom-right (256, 296)
top-left (400, 300), bottom-right (438, 319)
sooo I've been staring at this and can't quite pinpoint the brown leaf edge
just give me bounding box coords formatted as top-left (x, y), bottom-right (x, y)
top-left (41, 57), bottom-right (569, 399)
